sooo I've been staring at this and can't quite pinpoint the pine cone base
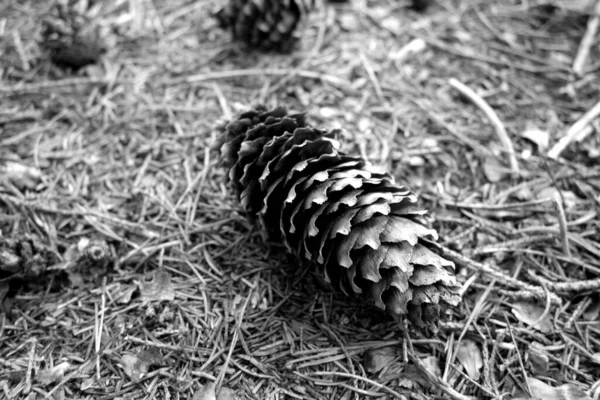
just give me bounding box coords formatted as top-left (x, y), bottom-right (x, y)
top-left (219, 106), bottom-right (461, 333)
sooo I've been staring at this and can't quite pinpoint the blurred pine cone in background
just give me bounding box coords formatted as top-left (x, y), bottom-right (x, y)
top-left (410, 0), bottom-right (432, 12)
top-left (40, 0), bottom-right (111, 69)
top-left (214, 0), bottom-right (314, 52)
top-left (218, 106), bottom-right (461, 334)
top-left (0, 234), bottom-right (60, 280)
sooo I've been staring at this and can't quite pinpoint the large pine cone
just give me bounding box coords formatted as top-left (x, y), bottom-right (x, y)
top-left (214, 0), bottom-right (314, 52)
top-left (40, 0), bottom-right (108, 69)
top-left (219, 106), bottom-right (461, 333)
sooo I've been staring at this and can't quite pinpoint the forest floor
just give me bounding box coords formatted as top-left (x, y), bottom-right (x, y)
top-left (1, 0), bottom-right (600, 399)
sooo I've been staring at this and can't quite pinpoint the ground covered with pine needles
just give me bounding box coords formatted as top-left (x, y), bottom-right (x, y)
top-left (2, 0), bottom-right (600, 399)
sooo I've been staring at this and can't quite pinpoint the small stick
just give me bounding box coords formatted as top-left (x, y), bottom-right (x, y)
top-left (553, 192), bottom-right (571, 257)
top-left (359, 51), bottom-right (384, 102)
top-left (215, 289), bottom-right (252, 392)
top-left (12, 31), bottom-right (30, 72)
top-left (528, 271), bottom-right (600, 294)
top-left (548, 98), bottom-right (600, 159)
top-left (440, 246), bottom-right (562, 305)
top-left (572, 0), bottom-right (600, 76)
top-left (212, 82), bottom-right (232, 120)
top-left (449, 78), bottom-right (519, 174)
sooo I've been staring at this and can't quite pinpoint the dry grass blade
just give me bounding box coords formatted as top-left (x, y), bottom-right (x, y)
top-left (448, 78), bottom-right (519, 174)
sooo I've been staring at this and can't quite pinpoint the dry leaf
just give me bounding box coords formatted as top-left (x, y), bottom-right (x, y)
top-left (536, 187), bottom-right (579, 209)
top-left (512, 302), bottom-right (553, 333)
top-left (482, 156), bottom-right (509, 183)
top-left (138, 347), bottom-right (163, 366)
top-left (140, 269), bottom-right (174, 302)
top-left (520, 124), bottom-right (550, 150)
top-left (36, 362), bottom-right (72, 385)
top-left (217, 387), bottom-right (236, 400)
top-left (526, 377), bottom-right (592, 400)
top-left (456, 339), bottom-right (483, 380)
top-left (399, 356), bottom-right (440, 390)
top-left (120, 354), bottom-right (144, 382)
top-left (363, 346), bottom-right (397, 373)
top-left (528, 342), bottom-right (549, 374)
top-left (120, 348), bottom-right (163, 383)
top-left (117, 285), bottom-right (138, 304)
top-left (80, 376), bottom-right (95, 391)
top-left (193, 381), bottom-right (217, 400)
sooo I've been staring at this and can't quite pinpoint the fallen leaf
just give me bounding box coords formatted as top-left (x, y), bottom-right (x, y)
top-left (120, 354), bottom-right (144, 383)
top-left (482, 156), bottom-right (509, 183)
top-left (520, 124), bottom-right (550, 150)
top-left (193, 381), bottom-right (217, 400)
top-left (117, 284), bottom-right (138, 304)
top-left (527, 342), bottom-right (549, 374)
top-left (398, 356), bottom-right (440, 390)
top-left (456, 339), bottom-right (483, 380)
top-left (217, 386), bottom-right (236, 400)
top-left (536, 187), bottom-right (579, 209)
top-left (526, 377), bottom-right (592, 400)
top-left (80, 376), bottom-right (95, 391)
top-left (140, 269), bottom-right (174, 302)
top-left (512, 302), bottom-right (553, 333)
top-left (363, 346), bottom-right (397, 373)
top-left (119, 347), bottom-right (163, 383)
top-left (138, 347), bottom-right (163, 366)
top-left (36, 362), bottom-right (72, 385)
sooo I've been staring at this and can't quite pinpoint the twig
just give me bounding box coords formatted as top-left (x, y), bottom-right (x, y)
top-left (528, 271), bottom-right (600, 294)
top-left (300, 371), bottom-right (411, 399)
top-left (440, 246), bottom-right (562, 305)
top-left (215, 289), bottom-right (252, 392)
top-left (573, 0), bottom-right (600, 76)
top-left (553, 192), bottom-right (571, 257)
top-left (212, 82), bottom-right (232, 120)
top-left (0, 77), bottom-right (118, 94)
top-left (308, 3), bottom-right (330, 57)
top-left (404, 332), bottom-right (473, 400)
top-left (170, 68), bottom-right (354, 92)
top-left (359, 50), bottom-right (384, 102)
top-left (449, 78), bottom-right (519, 173)
top-left (548, 98), bottom-right (600, 159)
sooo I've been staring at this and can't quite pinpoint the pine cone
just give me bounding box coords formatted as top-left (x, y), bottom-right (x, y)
top-left (214, 0), bottom-right (313, 52)
top-left (219, 106), bottom-right (461, 333)
top-left (40, 0), bottom-right (108, 68)
top-left (0, 234), bottom-right (60, 280)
